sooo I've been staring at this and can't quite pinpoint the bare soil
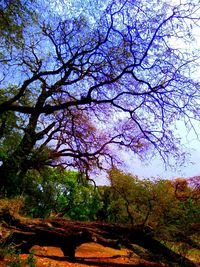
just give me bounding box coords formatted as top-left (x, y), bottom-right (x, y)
top-left (1, 243), bottom-right (166, 267)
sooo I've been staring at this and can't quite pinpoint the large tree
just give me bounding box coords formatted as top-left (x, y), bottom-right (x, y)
top-left (0, 0), bottom-right (200, 196)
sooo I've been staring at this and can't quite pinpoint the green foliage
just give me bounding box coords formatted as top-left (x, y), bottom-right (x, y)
top-left (0, 247), bottom-right (36, 267)
top-left (101, 168), bottom-right (155, 226)
top-left (23, 167), bottom-right (102, 220)
top-left (98, 168), bottom-right (200, 242)
top-left (97, 185), bottom-right (124, 223)
top-left (26, 253), bottom-right (36, 267)
top-left (0, 87), bottom-right (23, 157)
top-left (0, 167), bottom-right (198, 265)
top-left (0, 242), bottom-right (14, 261)
top-left (0, 233), bottom-right (36, 266)
top-left (0, 112), bottom-right (22, 156)
top-left (0, 0), bottom-right (37, 49)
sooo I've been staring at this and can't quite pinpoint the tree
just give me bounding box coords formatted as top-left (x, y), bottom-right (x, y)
top-left (0, 0), bottom-right (200, 195)
top-left (106, 167), bottom-right (156, 226)
top-left (22, 167), bottom-right (102, 219)
top-left (101, 168), bottom-right (200, 245)
top-left (0, 0), bottom-right (37, 62)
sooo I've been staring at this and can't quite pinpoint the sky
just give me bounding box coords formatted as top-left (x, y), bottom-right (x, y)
top-left (122, 143), bottom-right (200, 180)
top-left (113, 80), bottom-right (200, 180)
top-left (120, 119), bottom-right (200, 180)
top-left (121, 0), bottom-right (200, 181)
top-left (94, 126), bottom-right (200, 185)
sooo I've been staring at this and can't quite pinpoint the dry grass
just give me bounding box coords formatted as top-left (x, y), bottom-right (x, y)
top-left (0, 197), bottom-right (24, 217)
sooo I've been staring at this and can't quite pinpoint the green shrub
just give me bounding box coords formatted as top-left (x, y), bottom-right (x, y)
top-left (0, 245), bottom-right (36, 266)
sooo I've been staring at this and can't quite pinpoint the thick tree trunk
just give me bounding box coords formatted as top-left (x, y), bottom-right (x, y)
top-left (1, 211), bottom-right (197, 266)
top-left (0, 92), bottom-right (47, 196)
top-left (0, 128), bottom-right (37, 196)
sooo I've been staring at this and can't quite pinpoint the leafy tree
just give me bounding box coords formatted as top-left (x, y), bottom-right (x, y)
top-left (0, 0), bottom-right (200, 195)
top-left (106, 168), bottom-right (155, 226)
top-left (0, 0), bottom-right (37, 63)
top-left (97, 185), bottom-right (124, 223)
top-left (171, 177), bottom-right (200, 230)
top-left (102, 168), bottom-right (200, 243)
top-left (23, 167), bottom-right (102, 219)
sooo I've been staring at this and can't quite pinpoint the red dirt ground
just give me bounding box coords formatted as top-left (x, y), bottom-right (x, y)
top-left (1, 242), bottom-right (167, 267)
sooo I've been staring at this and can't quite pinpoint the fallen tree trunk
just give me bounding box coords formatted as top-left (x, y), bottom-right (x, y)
top-left (0, 211), bottom-right (197, 266)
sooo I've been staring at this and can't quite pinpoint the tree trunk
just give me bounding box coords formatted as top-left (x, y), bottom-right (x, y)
top-left (0, 92), bottom-right (47, 196)
top-left (0, 123), bottom-right (37, 196)
top-left (1, 211), bottom-right (197, 266)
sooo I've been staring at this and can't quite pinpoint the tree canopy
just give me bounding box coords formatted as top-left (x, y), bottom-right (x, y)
top-left (0, 0), bottom-right (200, 195)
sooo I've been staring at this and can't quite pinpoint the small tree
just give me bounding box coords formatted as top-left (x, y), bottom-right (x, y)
top-left (106, 168), bottom-right (152, 226)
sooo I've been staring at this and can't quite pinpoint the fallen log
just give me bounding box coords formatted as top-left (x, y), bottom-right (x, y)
top-left (3, 225), bottom-right (93, 259)
top-left (0, 211), bottom-right (197, 266)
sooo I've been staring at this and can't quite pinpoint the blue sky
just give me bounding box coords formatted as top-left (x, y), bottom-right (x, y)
top-left (122, 120), bottom-right (200, 180)
top-left (94, 139), bottom-right (200, 185)
top-left (94, 119), bottom-right (200, 185)
top-left (123, 146), bottom-right (200, 180)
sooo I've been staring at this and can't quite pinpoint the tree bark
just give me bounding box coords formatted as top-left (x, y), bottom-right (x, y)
top-left (1, 211), bottom-right (197, 266)
top-left (0, 92), bottom-right (47, 196)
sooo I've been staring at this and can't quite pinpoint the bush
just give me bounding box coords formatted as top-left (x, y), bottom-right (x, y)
top-left (0, 197), bottom-right (24, 218)
top-left (0, 243), bottom-right (36, 266)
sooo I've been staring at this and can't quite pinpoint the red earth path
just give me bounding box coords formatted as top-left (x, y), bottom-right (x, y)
top-left (2, 242), bottom-right (166, 267)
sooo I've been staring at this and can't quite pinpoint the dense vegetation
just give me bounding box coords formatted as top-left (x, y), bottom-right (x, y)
top-left (11, 167), bottom-right (200, 232)
top-left (1, 0), bottom-right (200, 195)
top-left (1, 167), bottom-right (199, 264)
